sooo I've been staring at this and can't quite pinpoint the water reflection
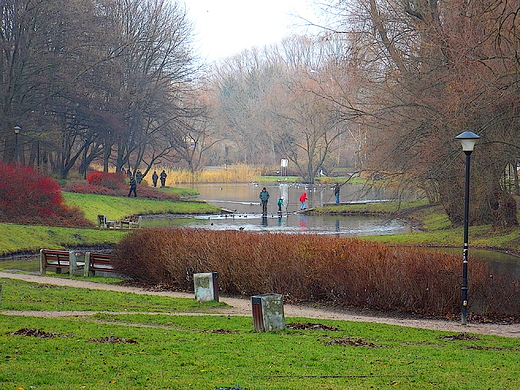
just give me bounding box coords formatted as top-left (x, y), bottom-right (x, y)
top-left (425, 247), bottom-right (520, 280)
top-left (146, 207), bottom-right (411, 237)
top-left (166, 183), bottom-right (413, 237)
top-left (177, 182), bottom-right (417, 214)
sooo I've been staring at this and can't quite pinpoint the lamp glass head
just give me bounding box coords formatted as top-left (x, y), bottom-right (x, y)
top-left (455, 131), bottom-right (480, 152)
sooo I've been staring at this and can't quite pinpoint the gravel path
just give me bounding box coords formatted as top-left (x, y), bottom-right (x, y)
top-left (2, 271), bottom-right (520, 338)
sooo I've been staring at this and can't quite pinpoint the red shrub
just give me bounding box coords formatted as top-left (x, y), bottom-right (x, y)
top-left (87, 172), bottom-right (126, 190)
top-left (135, 185), bottom-right (181, 201)
top-left (65, 173), bottom-right (180, 201)
top-left (65, 182), bottom-right (118, 196)
top-left (0, 163), bottom-right (93, 227)
top-left (112, 228), bottom-right (520, 319)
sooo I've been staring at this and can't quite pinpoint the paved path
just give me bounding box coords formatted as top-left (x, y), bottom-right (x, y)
top-left (1, 272), bottom-right (520, 338)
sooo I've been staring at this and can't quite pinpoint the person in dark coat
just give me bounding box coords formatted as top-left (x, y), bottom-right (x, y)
top-left (136, 170), bottom-right (143, 184)
top-left (160, 170), bottom-right (167, 187)
top-left (259, 187), bottom-right (270, 216)
top-left (152, 171), bottom-right (159, 187)
top-left (334, 183), bottom-right (340, 204)
top-left (127, 176), bottom-right (137, 197)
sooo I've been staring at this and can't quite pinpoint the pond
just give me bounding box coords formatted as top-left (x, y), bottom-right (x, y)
top-left (424, 247), bottom-right (520, 281)
top-left (149, 182), bottom-right (414, 236)
top-left (176, 182), bottom-right (418, 213)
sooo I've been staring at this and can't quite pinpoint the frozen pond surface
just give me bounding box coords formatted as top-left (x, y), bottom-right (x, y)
top-left (147, 212), bottom-right (411, 237)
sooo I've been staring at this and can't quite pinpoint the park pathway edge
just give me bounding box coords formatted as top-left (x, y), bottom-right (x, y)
top-left (1, 272), bottom-right (520, 338)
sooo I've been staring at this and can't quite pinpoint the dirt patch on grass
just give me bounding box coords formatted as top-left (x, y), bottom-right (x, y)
top-left (322, 337), bottom-right (379, 347)
top-left (89, 336), bottom-right (138, 344)
top-left (9, 328), bottom-right (64, 338)
top-left (440, 333), bottom-right (480, 341)
top-left (286, 322), bottom-right (339, 331)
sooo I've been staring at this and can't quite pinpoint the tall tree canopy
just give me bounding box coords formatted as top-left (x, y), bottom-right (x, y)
top-left (324, 0), bottom-right (520, 229)
top-left (0, 0), bottom-right (202, 178)
top-left (209, 35), bottom-right (362, 183)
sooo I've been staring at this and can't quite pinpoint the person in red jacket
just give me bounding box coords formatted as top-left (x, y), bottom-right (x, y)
top-left (299, 192), bottom-right (307, 210)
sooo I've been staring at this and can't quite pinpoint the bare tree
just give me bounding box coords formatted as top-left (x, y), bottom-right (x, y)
top-left (208, 34), bottom-right (362, 182)
top-left (324, 0), bottom-right (519, 229)
top-left (92, 0), bottom-right (198, 178)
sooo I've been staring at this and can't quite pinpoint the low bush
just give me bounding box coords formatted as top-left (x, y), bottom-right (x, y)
top-left (64, 182), bottom-right (117, 196)
top-left (87, 171), bottom-right (126, 190)
top-left (112, 229), bottom-right (520, 319)
top-left (0, 163), bottom-right (93, 227)
top-left (63, 180), bottom-right (181, 201)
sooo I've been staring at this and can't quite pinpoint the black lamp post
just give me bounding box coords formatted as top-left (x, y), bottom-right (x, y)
top-left (13, 126), bottom-right (21, 163)
top-left (455, 131), bottom-right (480, 325)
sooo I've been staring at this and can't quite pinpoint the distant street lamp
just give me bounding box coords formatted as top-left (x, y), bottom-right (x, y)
top-left (455, 131), bottom-right (480, 325)
top-left (13, 126), bottom-right (21, 163)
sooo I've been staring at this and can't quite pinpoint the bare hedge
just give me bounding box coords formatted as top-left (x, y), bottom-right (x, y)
top-left (112, 228), bottom-right (520, 318)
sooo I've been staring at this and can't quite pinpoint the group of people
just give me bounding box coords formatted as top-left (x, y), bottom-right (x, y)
top-left (259, 188), bottom-right (307, 214)
top-left (125, 169), bottom-right (168, 197)
top-left (258, 183), bottom-right (341, 215)
top-left (151, 170), bottom-right (168, 187)
top-left (124, 172), bottom-right (341, 207)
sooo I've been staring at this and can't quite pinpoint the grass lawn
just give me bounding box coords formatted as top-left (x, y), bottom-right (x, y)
top-left (0, 223), bottom-right (127, 256)
top-left (0, 277), bottom-right (519, 389)
top-left (63, 192), bottom-right (220, 223)
top-left (0, 193), bottom-right (221, 256)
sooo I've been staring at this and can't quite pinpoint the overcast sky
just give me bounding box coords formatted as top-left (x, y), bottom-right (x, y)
top-left (186, 0), bottom-right (319, 62)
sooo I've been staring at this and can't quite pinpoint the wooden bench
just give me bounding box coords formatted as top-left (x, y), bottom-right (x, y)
top-left (97, 214), bottom-right (118, 229)
top-left (84, 252), bottom-right (116, 277)
top-left (119, 215), bottom-right (142, 229)
top-left (40, 249), bottom-right (84, 275)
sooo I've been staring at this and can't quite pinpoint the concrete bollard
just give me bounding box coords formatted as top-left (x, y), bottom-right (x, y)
top-left (69, 251), bottom-right (80, 276)
top-left (251, 293), bottom-right (285, 332)
top-left (194, 272), bottom-right (219, 302)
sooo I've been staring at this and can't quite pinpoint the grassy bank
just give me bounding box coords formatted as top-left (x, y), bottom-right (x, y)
top-left (0, 193), bottom-right (220, 256)
top-left (63, 192), bottom-right (220, 223)
top-left (312, 199), bottom-right (520, 254)
top-left (1, 278), bottom-right (519, 389)
top-left (0, 224), bottom-right (127, 256)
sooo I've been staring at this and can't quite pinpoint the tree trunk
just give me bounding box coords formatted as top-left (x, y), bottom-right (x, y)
top-left (439, 162), bottom-right (518, 230)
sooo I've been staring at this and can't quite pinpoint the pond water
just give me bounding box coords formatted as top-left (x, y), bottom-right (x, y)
top-left (145, 182), bottom-right (520, 281)
top-left (155, 182), bottom-right (414, 236)
top-left (176, 182), bottom-right (418, 214)
top-left (423, 247), bottom-right (520, 280)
